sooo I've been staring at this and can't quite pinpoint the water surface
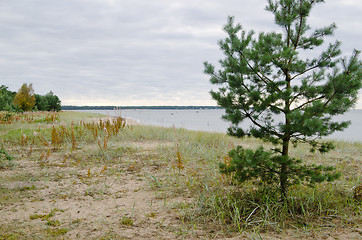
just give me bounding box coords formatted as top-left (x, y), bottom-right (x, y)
top-left (74, 109), bottom-right (362, 142)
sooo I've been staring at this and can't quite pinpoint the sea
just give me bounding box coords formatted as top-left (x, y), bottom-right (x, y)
top-left (74, 109), bottom-right (362, 143)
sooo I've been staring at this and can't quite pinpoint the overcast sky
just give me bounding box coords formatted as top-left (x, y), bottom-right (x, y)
top-left (1, 0), bottom-right (361, 107)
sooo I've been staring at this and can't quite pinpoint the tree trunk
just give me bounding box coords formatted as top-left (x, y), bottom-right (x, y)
top-left (280, 138), bottom-right (289, 199)
top-left (281, 67), bottom-right (292, 199)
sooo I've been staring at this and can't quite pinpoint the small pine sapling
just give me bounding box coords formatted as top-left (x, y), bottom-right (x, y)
top-left (205, 0), bottom-right (361, 198)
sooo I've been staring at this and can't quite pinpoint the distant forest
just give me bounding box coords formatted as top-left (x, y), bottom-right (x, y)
top-left (62, 106), bottom-right (221, 110)
top-left (1, 84), bottom-right (61, 112)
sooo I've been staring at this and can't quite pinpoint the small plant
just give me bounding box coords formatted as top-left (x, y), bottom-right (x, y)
top-left (174, 143), bottom-right (184, 174)
top-left (29, 214), bottom-right (46, 220)
top-left (0, 112), bottom-right (13, 124)
top-left (70, 124), bottom-right (77, 150)
top-left (46, 227), bottom-right (68, 237)
top-left (0, 147), bottom-right (12, 161)
top-left (29, 208), bottom-right (64, 221)
top-left (146, 174), bottom-right (162, 189)
top-left (46, 219), bottom-right (61, 227)
top-left (220, 153), bottom-right (232, 184)
top-left (0, 147), bottom-right (13, 169)
top-left (100, 165), bottom-right (107, 174)
top-left (97, 132), bottom-right (110, 150)
top-left (37, 133), bottom-right (50, 147)
top-left (354, 185), bottom-right (362, 201)
top-left (120, 216), bottom-right (134, 226)
top-left (51, 126), bottom-right (62, 149)
top-left (39, 149), bottom-right (51, 165)
top-left (20, 133), bottom-right (28, 146)
top-left (45, 112), bottom-right (59, 123)
top-left (28, 208), bottom-right (67, 237)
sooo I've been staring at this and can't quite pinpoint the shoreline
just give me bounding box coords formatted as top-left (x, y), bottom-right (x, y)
top-left (68, 109), bottom-right (362, 143)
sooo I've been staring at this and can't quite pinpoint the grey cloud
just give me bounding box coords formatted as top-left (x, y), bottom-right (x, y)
top-left (1, 0), bottom-right (361, 107)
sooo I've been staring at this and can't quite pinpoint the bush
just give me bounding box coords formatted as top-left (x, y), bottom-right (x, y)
top-left (220, 146), bottom-right (340, 196)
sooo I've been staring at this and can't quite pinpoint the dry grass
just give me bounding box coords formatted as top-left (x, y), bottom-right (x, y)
top-left (0, 111), bottom-right (361, 239)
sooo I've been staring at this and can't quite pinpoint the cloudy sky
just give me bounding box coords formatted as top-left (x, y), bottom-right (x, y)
top-left (1, 0), bottom-right (361, 107)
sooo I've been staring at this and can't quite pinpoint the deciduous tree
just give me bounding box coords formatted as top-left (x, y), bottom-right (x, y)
top-left (13, 83), bottom-right (36, 111)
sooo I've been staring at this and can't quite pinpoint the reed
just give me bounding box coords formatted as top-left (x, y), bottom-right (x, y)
top-left (37, 133), bottom-right (50, 147)
top-left (45, 112), bottom-right (59, 123)
top-left (70, 124), bottom-right (77, 150)
top-left (39, 148), bottom-right (51, 165)
top-left (174, 143), bottom-right (184, 174)
top-left (0, 111), bottom-right (35, 124)
top-left (20, 133), bottom-right (28, 147)
top-left (51, 126), bottom-right (61, 149)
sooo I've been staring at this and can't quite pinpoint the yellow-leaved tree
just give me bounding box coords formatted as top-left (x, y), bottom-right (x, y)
top-left (13, 83), bottom-right (36, 111)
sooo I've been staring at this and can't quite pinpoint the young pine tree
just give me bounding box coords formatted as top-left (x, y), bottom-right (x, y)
top-left (204, 0), bottom-right (361, 198)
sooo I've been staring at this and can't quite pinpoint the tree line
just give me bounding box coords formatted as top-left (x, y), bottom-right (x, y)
top-left (0, 84), bottom-right (61, 112)
top-left (62, 105), bottom-right (221, 110)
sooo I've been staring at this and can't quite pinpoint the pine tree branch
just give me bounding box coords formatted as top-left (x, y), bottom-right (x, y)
top-left (292, 95), bottom-right (325, 111)
top-left (287, 0), bottom-right (304, 67)
top-left (227, 56), bottom-right (253, 93)
top-left (290, 67), bottom-right (324, 106)
top-left (290, 65), bottom-right (319, 80)
top-left (243, 109), bottom-right (283, 138)
top-left (296, 30), bottom-right (330, 50)
top-left (238, 50), bottom-right (282, 93)
top-left (269, 104), bottom-right (284, 112)
top-left (210, 65), bottom-right (253, 94)
top-left (323, 91), bottom-right (336, 108)
top-left (290, 133), bottom-right (321, 143)
top-left (291, 42), bottom-right (340, 81)
top-left (294, 0), bottom-right (304, 49)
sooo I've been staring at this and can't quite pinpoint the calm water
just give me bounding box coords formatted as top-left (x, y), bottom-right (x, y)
top-left (75, 109), bottom-right (362, 142)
